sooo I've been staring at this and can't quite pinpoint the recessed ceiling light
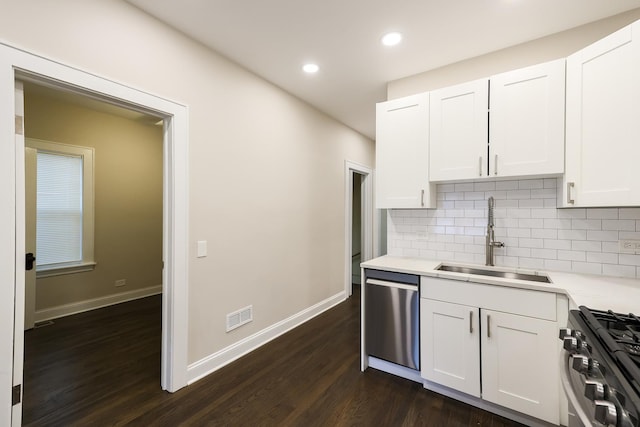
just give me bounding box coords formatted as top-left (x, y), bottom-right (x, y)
top-left (303, 63), bottom-right (319, 74)
top-left (382, 32), bottom-right (402, 47)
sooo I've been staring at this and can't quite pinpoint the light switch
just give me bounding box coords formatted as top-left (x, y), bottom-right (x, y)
top-left (197, 240), bottom-right (207, 258)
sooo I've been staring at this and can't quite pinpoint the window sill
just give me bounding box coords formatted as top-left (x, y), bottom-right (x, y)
top-left (36, 261), bottom-right (97, 278)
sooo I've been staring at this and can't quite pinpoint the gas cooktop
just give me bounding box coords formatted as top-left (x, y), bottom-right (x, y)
top-left (561, 306), bottom-right (640, 427)
top-left (581, 307), bottom-right (640, 396)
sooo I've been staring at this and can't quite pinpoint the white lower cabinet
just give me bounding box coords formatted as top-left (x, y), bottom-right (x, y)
top-left (421, 299), bottom-right (480, 397)
top-left (420, 277), bottom-right (561, 425)
top-left (481, 309), bottom-right (559, 424)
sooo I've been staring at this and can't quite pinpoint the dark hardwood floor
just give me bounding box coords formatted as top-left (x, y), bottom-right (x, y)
top-left (23, 287), bottom-right (525, 426)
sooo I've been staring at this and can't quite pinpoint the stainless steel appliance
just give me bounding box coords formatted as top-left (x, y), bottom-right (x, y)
top-left (560, 307), bottom-right (640, 427)
top-left (365, 269), bottom-right (419, 370)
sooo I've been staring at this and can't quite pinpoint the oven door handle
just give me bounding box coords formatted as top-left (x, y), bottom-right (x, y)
top-left (560, 351), bottom-right (593, 426)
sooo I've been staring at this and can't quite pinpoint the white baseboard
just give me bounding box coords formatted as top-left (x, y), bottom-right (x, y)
top-left (187, 290), bottom-right (346, 385)
top-left (34, 285), bottom-right (162, 322)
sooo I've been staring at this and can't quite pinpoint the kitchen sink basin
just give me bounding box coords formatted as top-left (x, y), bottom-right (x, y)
top-left (436, 264), bottom-right (551, 283)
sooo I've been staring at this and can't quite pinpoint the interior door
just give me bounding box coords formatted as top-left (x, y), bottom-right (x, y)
top-left (12, 80), bottom-right (25, 427)
top-left (25, 146), bottom-right (37, 330)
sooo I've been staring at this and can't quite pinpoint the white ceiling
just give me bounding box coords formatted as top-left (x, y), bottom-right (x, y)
top-left (126, 0), bottom-right (640, 139)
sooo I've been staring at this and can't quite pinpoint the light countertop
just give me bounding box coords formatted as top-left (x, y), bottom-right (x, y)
top-left (361, 255), bottom-right (640, 314)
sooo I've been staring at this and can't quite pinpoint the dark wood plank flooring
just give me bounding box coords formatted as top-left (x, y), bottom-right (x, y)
top-left (23, 288), bottom-right (525, 426)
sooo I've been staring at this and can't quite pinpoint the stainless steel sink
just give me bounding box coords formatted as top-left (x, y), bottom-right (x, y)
top-left (436, 264), bottom-right (551, 283)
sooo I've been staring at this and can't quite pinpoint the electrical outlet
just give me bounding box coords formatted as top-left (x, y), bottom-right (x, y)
top-left (618, 240), bottom-right (640, 254)
top-left (114, 279), bottom-right (126, 287)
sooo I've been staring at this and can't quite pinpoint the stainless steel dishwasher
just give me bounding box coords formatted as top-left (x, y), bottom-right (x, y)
top-left (364, 269), bottom-right (420, 370)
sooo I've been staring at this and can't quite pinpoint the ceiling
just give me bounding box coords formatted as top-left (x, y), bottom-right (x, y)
top-left (126, 0), bottom-right (640, 139)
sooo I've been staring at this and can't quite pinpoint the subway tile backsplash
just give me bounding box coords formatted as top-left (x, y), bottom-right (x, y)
top-left (387, 178), bottom-right (640, 279)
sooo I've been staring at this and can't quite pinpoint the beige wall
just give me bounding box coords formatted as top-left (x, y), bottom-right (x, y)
top-left (0, 0), bottom-right (374, 364)
top-left (24, 90), bottom-right (163, 310)
top-left (388, 8), bottom-right (640, 99)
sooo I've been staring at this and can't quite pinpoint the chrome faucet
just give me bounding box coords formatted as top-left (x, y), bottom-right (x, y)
top-left (486, 196), bottom-right (504, 266)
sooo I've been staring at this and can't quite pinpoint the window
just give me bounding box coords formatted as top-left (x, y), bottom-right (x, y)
top-left (26, 139), bottom-right (95, 277)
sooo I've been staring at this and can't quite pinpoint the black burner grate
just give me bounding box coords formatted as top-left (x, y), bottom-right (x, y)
top-left (581, 307), bottom-right (640, 396)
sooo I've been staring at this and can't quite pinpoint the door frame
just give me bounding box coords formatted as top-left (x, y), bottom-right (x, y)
top-left (0, 42), bottom-right (189, 426)
top-left (344, 161), bottom-right (373, 297)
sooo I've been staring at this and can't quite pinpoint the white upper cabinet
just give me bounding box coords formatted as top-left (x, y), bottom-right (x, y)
top-left (429, 79), bottom-right (488, 181)
top-left (429, 60), bottom-right (565, 182)
top-left (376, 93), bottom-right (435, 209)
top-left (563, 20), bottom-right (640, 207)
top-left (489, 59), bottom-right (565, 177)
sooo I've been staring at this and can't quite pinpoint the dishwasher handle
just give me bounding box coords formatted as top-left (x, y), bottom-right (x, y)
top-left (365, 278), bottom-right (418, 291)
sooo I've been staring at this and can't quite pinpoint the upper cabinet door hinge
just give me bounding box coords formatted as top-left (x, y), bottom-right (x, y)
top-left (12, 384), bottom-right (21, 405)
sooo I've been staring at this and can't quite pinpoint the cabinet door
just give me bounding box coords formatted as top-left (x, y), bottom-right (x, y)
top-left (429, 79), bottom-right (488, 181)
top-left (481, 310), bottom-right (559, 425)
top-left (375, 93), bottom-right (434, 209)
top-left (490, 59), bottom-right (565, 177)
top-left (563, 21), bottom-right (640, 207)
top-left (421, 299), bottom-right (480, 397)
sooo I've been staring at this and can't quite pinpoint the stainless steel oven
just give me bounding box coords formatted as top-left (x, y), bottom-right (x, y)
top-left (560, 307), bottom-right (640, 427)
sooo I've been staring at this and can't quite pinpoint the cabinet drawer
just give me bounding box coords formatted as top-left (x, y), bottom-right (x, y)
top-left (421, 276), bottom-right (556, 321)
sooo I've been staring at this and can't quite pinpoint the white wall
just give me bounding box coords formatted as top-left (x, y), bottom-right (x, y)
top-left (0, 0), bottom-right (373, 366)
top-left (388, 178), bottom-right (640, 279)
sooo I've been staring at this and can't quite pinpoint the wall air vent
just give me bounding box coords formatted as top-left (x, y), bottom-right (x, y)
top-left (226, 305), bottom-right (253, 332)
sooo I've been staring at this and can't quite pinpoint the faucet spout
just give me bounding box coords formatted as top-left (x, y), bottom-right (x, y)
top-left (486, 197), bottom-right (504, 266)
top-left (488, 196), bottom-right (495, 227)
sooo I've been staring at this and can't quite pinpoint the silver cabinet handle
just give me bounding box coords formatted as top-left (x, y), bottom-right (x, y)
top-left (487, 315), bottom-right (491, 338)
top-left (469, 311), bottom-right (473, 334)
top-left (478, 156), bottom-right (482, 176)
top-left (567, 182), bottom-right (575, 205)
top-left (421, 189), bottom-right (425, 207)
top-left (494, 154), bottom-right (498, 175)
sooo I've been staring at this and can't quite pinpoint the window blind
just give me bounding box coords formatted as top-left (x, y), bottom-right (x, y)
top-left (36, 152), bottom-right (83, 266)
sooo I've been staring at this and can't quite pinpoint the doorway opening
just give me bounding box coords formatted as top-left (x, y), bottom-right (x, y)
top-left (23, 81), bottom-right (164, 327)
top-left (344, 161), bottom-right (373, 298)
top-left (351, 172), bottom-right (364, 287)
top-left (20, 81), bottom-right (164, 423)
top-left (2, 43), bottom-right (189, 427)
